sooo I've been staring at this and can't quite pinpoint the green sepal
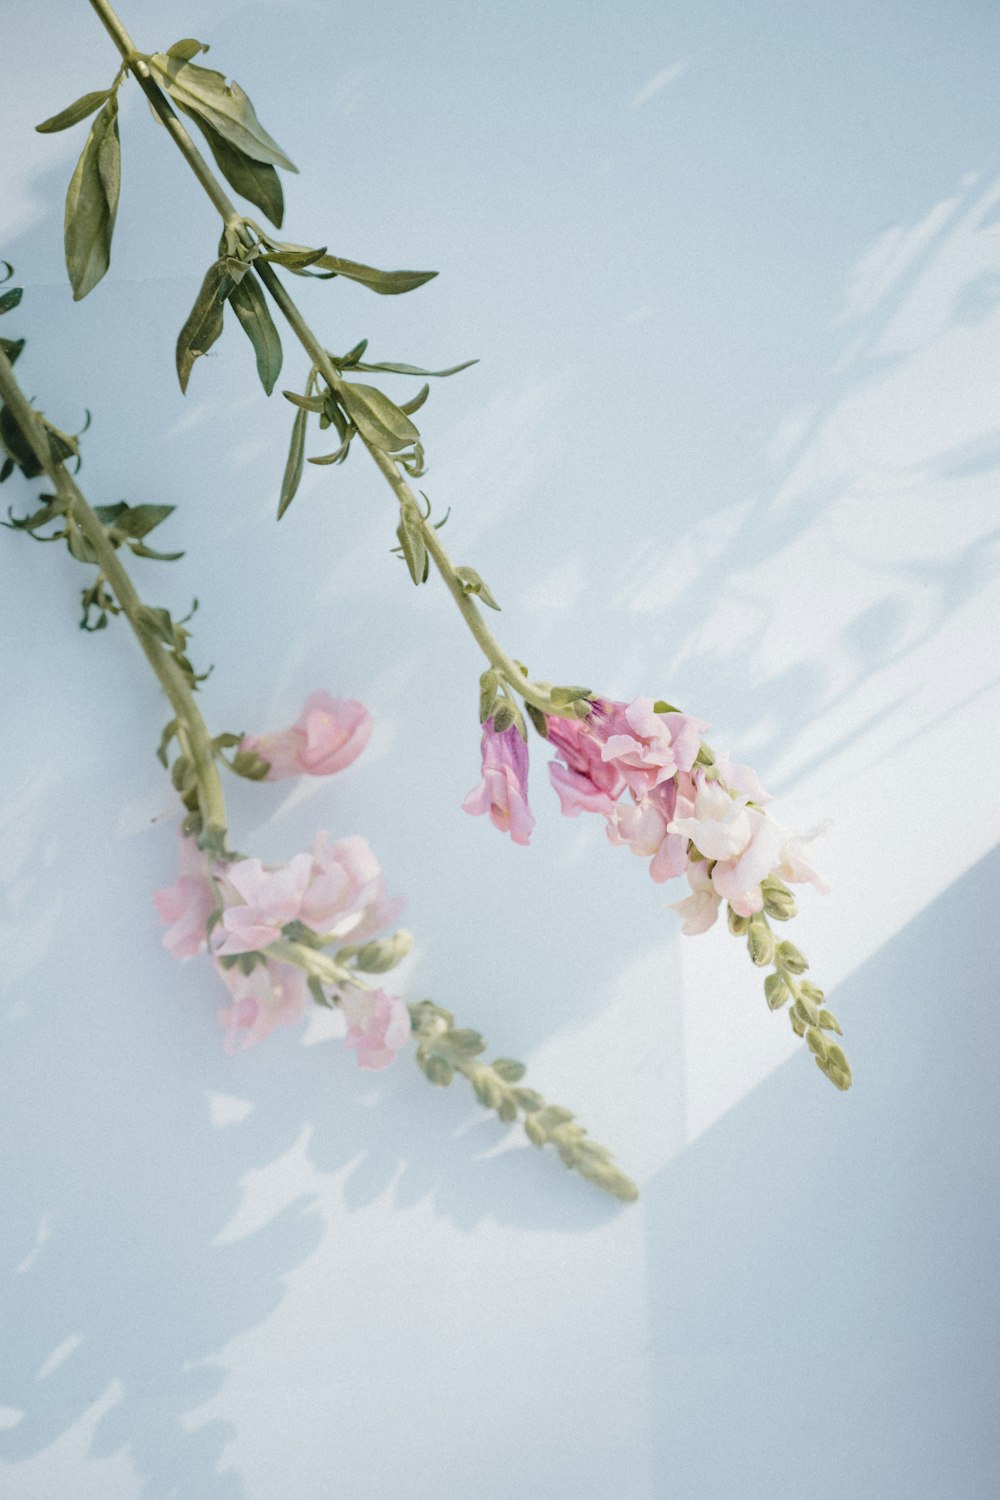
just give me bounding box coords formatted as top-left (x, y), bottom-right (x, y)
top-left (36, 89), bottom-right (113, 134)
top-left (524, 701), bottom-right (549, 739)
top-left (549, 685), bottom-right (591, 706)
top-left (63, 95), bottom-right (120, 300)
top-left (227, 273), bottom-right (283, 395)
top-left (653, 699), bottom-right (681, 714)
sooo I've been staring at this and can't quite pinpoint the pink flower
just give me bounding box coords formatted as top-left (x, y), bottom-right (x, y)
top-left (462, 718), bottom-right (535, 846)
top-left (667, 773), bottom-right (754, 861)
top-left (339, 988), bottom-right (411, 1070)
top-left (214, 853), bottom-right (314, 956)
top-left (669, 860), bottom-right (722, 935)
top-left (606, 776), bottom-right (693, 883)
top-left (709, 807), bottom-right (785, 917)
top-left (600, 697), bottom-right (707, 797)
top-left (240, 690), bottom-right (372, 780)
top-left (153, 835), bottom-right (216, 959)
top-left (300, 832), bottom-right (403, 941)
top-left (545, 705), bottom-right (627, 817)
top-left (776, 822), bottom-right (831, 893)
top-left (217, 956), bottom-right (308, 1052)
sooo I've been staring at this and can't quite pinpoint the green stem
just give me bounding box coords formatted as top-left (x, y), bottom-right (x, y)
top-left (0, 344), bottom-right (228, 847)
top-left (85, 0), bottom-right (570, 719)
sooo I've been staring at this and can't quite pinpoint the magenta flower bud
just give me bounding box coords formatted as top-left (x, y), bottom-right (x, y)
top-left (462, 717), bottom-right (535, 846)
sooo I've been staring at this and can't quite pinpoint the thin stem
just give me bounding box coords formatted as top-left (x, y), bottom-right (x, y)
top-left (85, 0), bottom-right (570, 717)
top-left (0, 345), bottom-right (228, 846)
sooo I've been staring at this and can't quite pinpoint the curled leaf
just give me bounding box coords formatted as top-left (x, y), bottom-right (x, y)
top-left (64, 95), bottom-right (121, 300)
top-left (175, 258), bottom-right (230, 392)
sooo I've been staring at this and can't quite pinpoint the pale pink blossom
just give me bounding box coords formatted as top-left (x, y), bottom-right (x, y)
top-left (240, 690), bottom-right (371, 779)
top-left (300, 832), bottom-right (403, 940)
top-left (606, 777), bottom-right (693, 883)
top-left (462, 718), bottom-right (535, 846)
top-left (714, 752), bottom-right (771, 804)
top-left (600, 697), bottom-right (707, 797)
top-left (667, 773), bottom-right (754, 861)
top-left (339, 988), bottom-right (411, 1070)
top-left (214, 852), bottom-right (313, 956)
top-left (153, 835), bottom-right (216, 959)
top-left (776, 822), bottom-right (831, 893)
top-left (709, 807), bottom-right (785, 917)
top-left (545, 706), bottom-right (626, 817)
top-left (669, 860), bottom-right (722, 935)
top-left (217, 956), bottom-right (309, 1052)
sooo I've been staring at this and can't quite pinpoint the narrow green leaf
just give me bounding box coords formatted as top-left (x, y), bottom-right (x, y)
top-left (110, 503), bottom-right (175, 539)
top-left (228, 273), bottom-right (283, 395)
top-left (277, 406), bottom-right (307, 518)
top-left (398, 383), bottom-right (430, 416)
top-left (264, 244), bottom-right (329, 270)
top-left (36, 88), bottom-right (112, 134)
top-left (175, 258), bottom-right (230, 392)
top-left (150, 54), bottom-right (297, 171)
top-left (354, 357), bottom-right (477, 378)
top-left (310, 254), bottom-right (437, 294)
top-left (307, 439), bottom-right (351, 466)
top-left (339, 381), bottom-right (419, 453)
top-left (64, 96), bottom-right (120, 300)
top-left (281, 389), bottom-right (324, 412)
top-left (0, 337), bottom-right (25, 366)
top-left (336, 337), bottom-right (369, 367)
top-left (0, 287), bottom-right (22, 316)
top-left (129, 540), bottom-right (185, 561)
top-left (177, 107), bottom-right (284, 226)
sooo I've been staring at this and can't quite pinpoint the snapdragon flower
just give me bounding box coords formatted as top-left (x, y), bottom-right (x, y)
top-left (239, 690), bottom-right (371, 779)
top-left (462, 715), bottom-right (535, 845)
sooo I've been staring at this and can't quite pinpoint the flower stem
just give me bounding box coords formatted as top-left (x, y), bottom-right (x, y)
top-left (0, 343), bottom-right (229, 849)
top-left (84, 0), bottom-right (570, 719)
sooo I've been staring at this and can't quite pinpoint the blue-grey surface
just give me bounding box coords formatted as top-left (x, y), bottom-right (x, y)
top-left (1, 1), bottom-right (998, 1496)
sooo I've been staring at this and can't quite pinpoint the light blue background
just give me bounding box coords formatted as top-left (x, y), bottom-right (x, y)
top-left (2, 2), bottom-right (998, 1496)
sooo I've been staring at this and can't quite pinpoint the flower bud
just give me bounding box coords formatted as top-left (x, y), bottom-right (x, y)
top-left (345, 929), bottom-right (413, 973)
top-left (805, 1026), bottom-right (829, 1061)
top-left (727, 906), bottom-right (751, 935)
top-left (793, 993), bottom-right (820, 1027)
top-left (817, 1008), bottom-right (842, 1035)
top-left (764, 972), bottom-right (790, 1010)
top-left (746, 914), bottom-right (775, 967)
top-left (776, 940), bottom-right (809, 974)
top-left (762, 876), bottom-right (797, 921)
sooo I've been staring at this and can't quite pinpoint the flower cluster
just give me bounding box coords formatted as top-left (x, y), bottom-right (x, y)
top-left (464, 694), bottom-right (850, 1089)
top-left (155, 693), bottom-right (410, 1066)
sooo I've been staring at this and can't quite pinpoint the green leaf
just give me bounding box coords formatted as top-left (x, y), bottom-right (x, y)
top-left (150, 53), bottom-right (296, 171)
top-left (36, 88), bottom-right (112, 134)
top-left (63, 96), bottom-right (120, 300)
top-left (175, 258), bottom-right (230, 393)
top-left (0, 287), bottom-right (22, 316)
top-left (0, 337), bottom-right (25, 366)
top-left (396, 512), bottom-right (428, 585)
top-left (104, 502), bottom-right (176, 540)
top-left (337, 337), bottom-right (368, 367)
top-left (136, 605), bottom-right (176, 644)
top-left (264, 243), bottom-right (329, 270)
top-left (309, 254), bottom-right (437, 294)
top-left (281, 389), bottom-right (324, 412)
top-left (164, 38), bottom-right (210, 62)
top-left (354, 357), bottom-right (477, 378)
top-left (455, 565), bottom-right (501, 611)
top-left (177, 107), bottom-right (284, 226)
top-left (227, 273), bottom-right (283, 395)
top-left (398, 383), bottom-right (430, 416)
top-left (277, 406), bottom-right (307, 519)
top-left (339, 381), bottom-right (419, 453)
top-left (129, 540), bottom-right (185, 561)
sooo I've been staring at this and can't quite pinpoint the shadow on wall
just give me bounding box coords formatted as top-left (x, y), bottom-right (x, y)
top-left (646, 844), bottom-right (1000, 1500)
